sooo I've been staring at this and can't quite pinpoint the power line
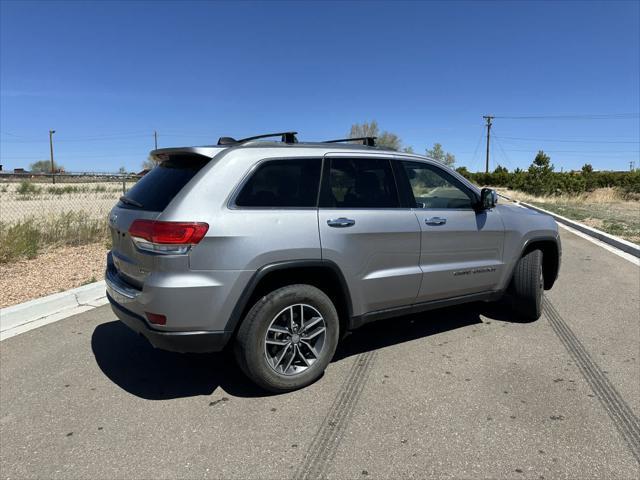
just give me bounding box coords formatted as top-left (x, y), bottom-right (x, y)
top-left (1, 131), bottom-right (152, 143)
top-left (492, 113), bottom-right (639, 120)
top-left (491, 132), bottom-right (639, 158)
top-left (466, 127), bottom-right (486, 172)
top-left (496, 135), bottom-right (639, 144)
top-left (490, 132), bottom-right (515, 170)
top-left (499, 148), bottom-right (639, 153)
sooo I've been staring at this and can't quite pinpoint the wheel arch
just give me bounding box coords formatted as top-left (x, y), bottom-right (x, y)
top-left (227, 260), bottom-right (353, 338)
top-left (520, 236), bottom-right (561, 290)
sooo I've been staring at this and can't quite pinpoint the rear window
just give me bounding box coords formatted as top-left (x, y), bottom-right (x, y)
top-left (119, 155), bottom-right (209, 211)
top-left (235, 158), bottom-right (321, 207)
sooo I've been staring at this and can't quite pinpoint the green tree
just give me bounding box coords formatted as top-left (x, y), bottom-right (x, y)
top-left (491, 165), bottom-right (509, 187)
top-left (349, 120), bottom-right (402, 151)
top-left (425, 143), bottom-right (456, 167)
top-left (526, 150), bottom-right (555, 195)
top-left (118, 166), bottom-right (127, 174)
top-left (30, 160), bottom-right (63, 173)
top-left (402, 146), bottom-right (415, 154)
top-left (581, 163), bottom-right (594, 174)
top-left (455, 166), bottom-right (471, 179)
top-left (581, 163), bottom-right (596, 191)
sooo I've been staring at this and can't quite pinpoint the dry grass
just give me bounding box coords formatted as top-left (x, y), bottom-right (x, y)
top-left (497, 187), bottom-right (630, 204)
top-left (0, 211), bottom-right (110, 263)
top-left (496, 187), bottom-right (640, 245)
top-left (0, 242), bottom-right (108, 308)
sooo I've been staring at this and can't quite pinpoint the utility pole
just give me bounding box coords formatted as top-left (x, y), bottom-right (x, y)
top-left (154, 130), bottom-right (158, 150)
top-left (482, 115), bottom-right (494, 173)
top-left (49, 130), bottom-right (56, 184)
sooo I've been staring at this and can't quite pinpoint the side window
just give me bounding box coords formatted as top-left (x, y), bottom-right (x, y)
top-left (323, 157), bottom-right (400, 208)
top-left (401, 161), bottom-right (474, 209)
top-left (235, 158), bottom-right (321, 207)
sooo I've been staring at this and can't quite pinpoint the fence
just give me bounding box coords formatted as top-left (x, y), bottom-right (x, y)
top-left (0, 172), bottom-right (140, 262)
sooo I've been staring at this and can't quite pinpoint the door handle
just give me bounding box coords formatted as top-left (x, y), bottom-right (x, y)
top-left (327, 217), bottom-right (356, 228)
top-left (425, 217), bottom-right (447, 226)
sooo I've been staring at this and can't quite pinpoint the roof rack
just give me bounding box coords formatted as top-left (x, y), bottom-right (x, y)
top-left (323, 136), bottom-right (377, 147)
top-left (217, 131), bottom-right (298, 146)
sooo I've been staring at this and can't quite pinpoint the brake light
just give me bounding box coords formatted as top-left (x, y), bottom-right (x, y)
top-left (129, 220), bottom-right (208, 254)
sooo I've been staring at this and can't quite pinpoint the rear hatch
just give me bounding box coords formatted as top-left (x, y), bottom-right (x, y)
top-left (108, 153), bottom-right (211, 288)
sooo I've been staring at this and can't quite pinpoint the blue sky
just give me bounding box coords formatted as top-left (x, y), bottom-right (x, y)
top-left (1, 0), bottom-right (638, 173)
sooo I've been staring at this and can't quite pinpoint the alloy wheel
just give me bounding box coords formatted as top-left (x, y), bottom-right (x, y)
top-left (264, 304), bottom-right (327, 376)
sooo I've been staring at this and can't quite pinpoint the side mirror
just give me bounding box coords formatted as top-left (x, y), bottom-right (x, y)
top-left (478, 188), bottom-right (497, 210)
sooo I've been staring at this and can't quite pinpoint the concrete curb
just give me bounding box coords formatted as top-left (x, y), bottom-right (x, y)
top-left (0, 281), bottom-right (107, 341)
top-left (519, 201), bottom-right (640, 258)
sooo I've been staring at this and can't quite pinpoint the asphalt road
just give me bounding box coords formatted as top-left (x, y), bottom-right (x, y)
top-left (1, 228), bottom-right (639, 480)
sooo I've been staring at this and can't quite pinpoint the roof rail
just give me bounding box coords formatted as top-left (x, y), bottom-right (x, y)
top-left (217, 131), bottom-right (298, 146)
top-left (323, 136), bottom-right (377, 147)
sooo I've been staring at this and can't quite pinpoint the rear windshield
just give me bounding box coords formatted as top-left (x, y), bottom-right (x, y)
top-left (119, 154), bottom-right (209, 211)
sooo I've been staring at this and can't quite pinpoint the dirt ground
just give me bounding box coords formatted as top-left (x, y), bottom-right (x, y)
top-left (0, 243), bottom-right (107, 308)
top-left (496, 188), bottom-right (640, 244)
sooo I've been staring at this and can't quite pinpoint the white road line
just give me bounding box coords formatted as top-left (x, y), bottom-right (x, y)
top-left (557, 222), bottom-right (640, 266)
top-left (510, 200), bottom-right (639, 266)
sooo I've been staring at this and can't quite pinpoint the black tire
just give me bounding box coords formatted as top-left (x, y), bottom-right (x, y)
top-left (234, 284), bottom-right (339, 393)
top-left (510, 249), bottom-right (544, 321)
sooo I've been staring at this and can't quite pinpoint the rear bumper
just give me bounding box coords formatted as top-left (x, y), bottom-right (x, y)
top-left (104, 250), bottom-right (252, 334)
top-left (107, 293), bottom-right (232, 353)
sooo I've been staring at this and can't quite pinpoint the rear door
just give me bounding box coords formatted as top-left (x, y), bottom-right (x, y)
top-left (318, 154), bottom-right (422, 315)
top-left (396, 159), bottom-right (505, 302)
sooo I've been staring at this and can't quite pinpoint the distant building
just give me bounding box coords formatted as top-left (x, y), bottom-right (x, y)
top-left (13, 168), bottom-right (27, 174)
top-left (137, 168), bottom-right (151, 176)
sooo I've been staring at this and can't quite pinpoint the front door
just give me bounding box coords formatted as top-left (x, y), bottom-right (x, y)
top-left (397, 160), bottom-right (505, 302)
top-left (318, 155), bottom-right (422, 316)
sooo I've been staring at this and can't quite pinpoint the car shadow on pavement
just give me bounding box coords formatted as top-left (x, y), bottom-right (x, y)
top-left (92, 300), bottom-right (532, 400)
top-left (91, 321), bottom-right (264, 401)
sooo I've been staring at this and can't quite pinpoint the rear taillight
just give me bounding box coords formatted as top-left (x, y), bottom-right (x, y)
top-left (129, 220), bottom-right (209, 254)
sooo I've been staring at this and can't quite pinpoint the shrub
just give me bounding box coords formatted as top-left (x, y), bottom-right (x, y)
top-left (0, 211), bottom-right (109, 263)
top-left (16, 181), bottom-right (42, 196)
top-left (464, 168), bottom-right (639, 198)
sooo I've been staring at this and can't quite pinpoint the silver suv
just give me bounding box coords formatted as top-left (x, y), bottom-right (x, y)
top-left (106, 132), bottom-right (561, 392)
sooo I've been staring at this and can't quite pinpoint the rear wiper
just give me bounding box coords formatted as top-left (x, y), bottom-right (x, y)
top-left (119, 195), bottom-right (143, 208)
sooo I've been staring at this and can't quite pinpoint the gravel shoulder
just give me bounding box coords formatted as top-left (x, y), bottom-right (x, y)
top-left (0, 243), bottom-right (107, 308)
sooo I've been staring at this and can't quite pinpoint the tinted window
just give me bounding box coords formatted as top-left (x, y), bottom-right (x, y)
top-left (235, 158), bottom-right (321, 207)
top-left (402, 161), bottom-right (474, 209)
top-left (120, 154), bottom-right (209, 211)
top-left (323, 157), bottom-right (400, 208)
